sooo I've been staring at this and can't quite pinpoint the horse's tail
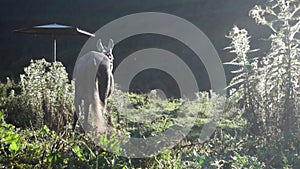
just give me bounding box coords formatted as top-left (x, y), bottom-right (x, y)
top-left (97, 57), bottom-right (111, 111)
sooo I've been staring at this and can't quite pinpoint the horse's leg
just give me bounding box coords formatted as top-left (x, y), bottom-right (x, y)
top-left (72, 111), bottom-right (78, 130)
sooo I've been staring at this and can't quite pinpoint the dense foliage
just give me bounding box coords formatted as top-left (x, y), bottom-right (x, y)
top-left (225, 0), bottom-right (300, 167)
top-left (0, 59), bottom-right (261, 168)
top-left (2, 59), bottom-right (74, 131)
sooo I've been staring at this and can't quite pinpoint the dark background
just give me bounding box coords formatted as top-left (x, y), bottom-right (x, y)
top-left (0, 0), bottom-right (269, 97)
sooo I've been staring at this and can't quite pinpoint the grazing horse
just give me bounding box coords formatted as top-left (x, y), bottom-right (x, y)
top-left (73, 39), bottom-right (114, 133)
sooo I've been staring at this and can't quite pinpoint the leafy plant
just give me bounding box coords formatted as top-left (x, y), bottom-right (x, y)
top-left (5, 59), bottom-right (74, 131)
top-left (225, 0), bottom-right (300, 167)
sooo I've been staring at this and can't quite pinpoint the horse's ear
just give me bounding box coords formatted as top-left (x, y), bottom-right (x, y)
top-left (97, 39), bottom-right (105, 52)
top-left (108, 39), bottom-right (114, 51)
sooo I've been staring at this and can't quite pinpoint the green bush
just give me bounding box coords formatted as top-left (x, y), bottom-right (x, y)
top-left (0, 76), bottom-right (247, 168)
top-left (4, 59), bottom-right (74, 131)
top-left (225, 0), bottom-right (300, 167)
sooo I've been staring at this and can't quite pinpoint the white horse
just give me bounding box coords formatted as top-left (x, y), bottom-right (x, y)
top-left (73, 39), bottom-right (114, 133)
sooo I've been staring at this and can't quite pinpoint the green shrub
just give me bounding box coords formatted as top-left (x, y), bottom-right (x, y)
top-left (0, 84), bottom-right (248, 169)
top-left (225, 0), bottom-right (300, 167)
top-left (4, 59), bottom-right (74, 131)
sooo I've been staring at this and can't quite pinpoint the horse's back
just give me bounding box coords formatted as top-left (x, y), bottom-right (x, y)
top-left (74, 51), bottom-right (109, 101)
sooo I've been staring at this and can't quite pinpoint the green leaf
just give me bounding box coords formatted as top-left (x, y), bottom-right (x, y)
top-left (0, 111), bottom-right (3, 123)
top-left (42, 125), bottom-right (50, 134)
top-left (5, 133), bottom-right (18, 143)
top-left (72, 145), bottom-right (85, 161)
top-left (198, 155), bottom-right (205, 165)
top-left (282, 156), bottom-right (288, 164)
top-left (9, 141), bottom-right (20, 152)
top-left (46, 152), bottom-right (62, 163)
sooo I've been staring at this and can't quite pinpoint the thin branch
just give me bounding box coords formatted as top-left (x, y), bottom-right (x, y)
top-left (289, 6), bottom-right (300, 18)
top-left (290, 20), bottom-right (300, 39)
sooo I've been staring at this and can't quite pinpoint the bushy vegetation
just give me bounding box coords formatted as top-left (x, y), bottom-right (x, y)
top-left (225, 0), bottom-right (300, 167)
top-left (2, 59), bottom-right (74, 131)
top-left (0, 0), bottom-right (299, 168)
top-left (0, 59), bottom-right (260, 168)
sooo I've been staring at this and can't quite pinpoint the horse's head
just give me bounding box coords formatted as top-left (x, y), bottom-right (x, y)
top-left (97, 39), bottom-right (114, 61)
